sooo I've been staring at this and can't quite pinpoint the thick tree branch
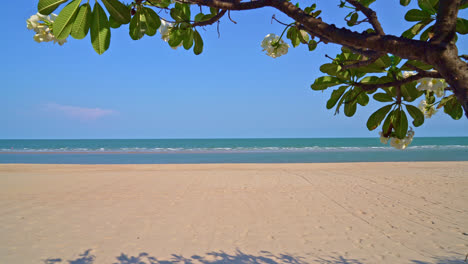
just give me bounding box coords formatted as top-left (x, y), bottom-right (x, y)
top-left (344, 0), bottom-right (385, 35)
top-left (189, 0), bottom-right (432, 61)
top-left (192, 9), bottom-right (227, 27)
top-left (189, 0), bottom-right (268, 10)
top-left (188, 0), bottom-right (468, 117)
top-left (354, 71), bottom-right (442, 91)
top-left (431, 0), bottom-right (460, 44)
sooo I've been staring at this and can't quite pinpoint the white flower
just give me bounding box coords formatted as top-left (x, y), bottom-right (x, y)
top-left (384, 128), bottom-right (414, 150)
top-left (159, 20), bottom-right (173, 42)
top-left (418, 100), bottom-right (437, 118)
top-left (417, 78), bottom-right (447, 97)
top-left (261, 33), bottom-right (289, 58)
top-left (26, 13), bottom-right (49, 30)
top-left (379, 131), bottom-right (389, 144)
top-left (27, 12), bottom-right (67, 45)
top-left (402, 71), bottom-right (416, 78)
top-left (390, 137), bottom-right (408, 150)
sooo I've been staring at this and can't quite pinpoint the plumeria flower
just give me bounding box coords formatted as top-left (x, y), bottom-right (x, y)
top-left (418, 100), bottom-right (437, 118)
top-left (402, 71), bottom-right (416, 78)
top-left (159, 20), bottom-right (172, 42)
top-left (379, 131), bottom-right (390, 144)
top-left (158, 20), bottom-right (182, 49)
top-left (388, 128), bottom-right (415, 150)
top-left (261, 33), bottom-right (289, 58)
top-left (26, 12), bottom-right (66, 45)
top-left (417, 77), bottom-right (447, 98)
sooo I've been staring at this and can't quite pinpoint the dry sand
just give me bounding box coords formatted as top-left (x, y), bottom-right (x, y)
top-left (0, 162), bottom-right (467, 264)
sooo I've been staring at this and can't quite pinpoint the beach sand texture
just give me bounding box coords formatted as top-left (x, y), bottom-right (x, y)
top-left (0, 162), bottom-right (467, 264)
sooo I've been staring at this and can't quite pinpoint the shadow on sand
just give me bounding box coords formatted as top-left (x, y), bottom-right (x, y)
top-left (43, 249), bottom-right (467, 264)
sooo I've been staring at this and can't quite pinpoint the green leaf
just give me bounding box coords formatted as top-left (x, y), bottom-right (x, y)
top-left (109, 15), bottom-right (122, 29)
top-left (456, 18), bottom-right (468, 34)
top-left (405, 9), bottom-right (431, 22)
top-left (366, 104), bottom-right (392, 131)
top-left (193, 30), bottom-right (203, 55)
top-left (181, 3), bottom-right (191, 20)
top-left (90, 2), bottom-right (111, 55)
top-left (53, 0), bottom-right (81, 40)
top-left (310, 76), bottom-right (342, 90)
top-left (395, 110), bottom-right (408, 139)
top-left (129, 9), bottom-right (144, 40)
top-left (401, 60), bottom-right (434, 71)
top-left (406, 105), bottom-right (425, 127)
top-left (320, 64), bottom-right (342, 76)
top-left (443, 96), bottom-right (463, 120)
top-left (169, 28), bottom-right (184, 47)
top-left (71, 3), bottom-right (92, 39)
top-left (417, 0), bottom-right (437, 14)
top-left (420, 25), bottom-right (434, 41)
top-left (143, 7), bottom-right (161, 36)
top-left (401, 82), bottom-right (422, 102)
top-left (287, 27), bottom-right (300, 48)
top-left (102, 0), bottom-right (130, 24)
top-left (183, 29), bottom-right (194, 50)
top-left (373, 93), bottom-right (394, 102)
top-left (38, 0), bottom-right (68, 15)
top-left (210, 7), bottom-right (218, 15)
top-left (359, 76), bottom-right (380, 84)
top-left (326, 86), bottom-right (348, 109)
top-left (344, 100), bottom-right (357, 117)
top-left (402, 19), bottom-right (433, 39)
top-left (194, 13), bottom-right (204, 22)
top-left (437, 95), bottom-right (453, 109)
top-left (298, 30), bottom-right (309, 44)
top-left (357, 92), bottom-right (369, 106)
top-left (347, 12), bottom-right (358, 26)
top-left (170, 8), bottom-right (184, 21)
top-left (308, 40), bottom-right (317, 51)
top-left (382, 110), bottom-right (394, 133)
top-left (400, 0), bottom-right (411, 6)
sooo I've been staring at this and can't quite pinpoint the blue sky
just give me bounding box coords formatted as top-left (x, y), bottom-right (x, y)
top-left (2, 0), bottom-right (467, 139)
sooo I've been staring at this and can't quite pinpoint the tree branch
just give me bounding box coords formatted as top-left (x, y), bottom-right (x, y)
top-left (188, 0), bottom-right (269, 10)
top-left (344, 0), bottom-right (385, 35)
top-left (431, 0), bottom-right (460, 44)
top-left (191, 9), bottom-right (227, 27)
top-left (354, 71), bottom-right (442, 91)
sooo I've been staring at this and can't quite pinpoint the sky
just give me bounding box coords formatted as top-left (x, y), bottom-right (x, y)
top-left (2, 0), bottom-right (467, 139)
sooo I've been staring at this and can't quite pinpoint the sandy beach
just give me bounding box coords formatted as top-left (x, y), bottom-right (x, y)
top-left (0, 162), bottom-right (467, 264)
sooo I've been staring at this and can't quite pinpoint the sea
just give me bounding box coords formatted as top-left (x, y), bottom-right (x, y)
top-left (0, 138), bottom-right (467, 164)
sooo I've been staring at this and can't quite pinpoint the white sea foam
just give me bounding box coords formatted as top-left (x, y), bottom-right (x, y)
top-left (1, 145), bottom-right (468, 153)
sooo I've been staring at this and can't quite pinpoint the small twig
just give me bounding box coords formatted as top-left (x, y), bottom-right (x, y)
top-left (325, 54), bottom-right (335, 61)
top-left (271, 14), bottom-right (290, 26)
top-left (344, 0), bottom-right (384, 35)
top-left (354, 71), bottom-right (442, 91)
top-left (460, 55), bottom-right (468, 61)
top-left (228, 10), bottom-right (237, 24)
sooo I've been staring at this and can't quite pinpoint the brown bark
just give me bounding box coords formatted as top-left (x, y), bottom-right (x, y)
top-left (190, 0), bottom-right (468, 118)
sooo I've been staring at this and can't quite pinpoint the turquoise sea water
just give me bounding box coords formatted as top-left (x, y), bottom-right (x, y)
top-left (0, 138), bottom-right (467, 164)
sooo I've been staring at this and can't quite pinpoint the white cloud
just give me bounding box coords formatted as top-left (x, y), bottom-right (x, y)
top-left (44, 103), bottom-right (116, 121)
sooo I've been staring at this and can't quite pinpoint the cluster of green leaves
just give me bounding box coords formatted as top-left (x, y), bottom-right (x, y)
top-left (38, 0), bottom-right (210, 55)
top-left (401, 0), bottom-right (468, 40)
top-left (38, 0), bottom-right (130, 54)
top-left (308, 47), bottom-right (425, 139)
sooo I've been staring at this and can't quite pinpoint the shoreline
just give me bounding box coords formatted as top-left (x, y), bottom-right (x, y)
top-left (1, 162), bottom-right (467, 263)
